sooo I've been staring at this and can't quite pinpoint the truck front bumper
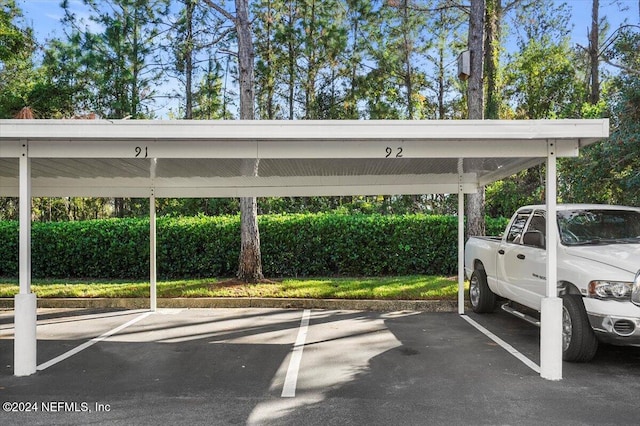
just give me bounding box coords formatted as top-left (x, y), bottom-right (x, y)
top-left (588, 313), bottom-right (640, 346)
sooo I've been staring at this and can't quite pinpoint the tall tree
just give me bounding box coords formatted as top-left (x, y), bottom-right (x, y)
top-left (61, 0), bottom-right (170, 119)
top-left (178, 0), bottom-right (197, 118)
top-left (483, 0), bottom-right (500, 119)
top-left (466, 0), bottom-right (485, 237)
top-left (166, 0), bottom-right (230, 119)
top-left (341, 0), bottom-right (375, 119)
top-left (486, 0), bottom-right (580, 217)
top-left (252, 0), bottom-right (347, 119)
top-left (504, 0), bottom-right (579, 118)
top-left (588, 0), bottom-right (600, 104)
top-left (483, 0), bottom-right (565, 119)
top-left (237, 0), bottom-right (263, 283)
top-left (361, 1), bottom-right (432, 119)
top-left (191, 56), bottom-right (232, 119)
top-left (298, 0), bottom-right (347, 119)
top-left (467, 0), bottom-right (485, 120)
top-left (426, 1), bottom-right (466, 119)
top-left (206, 0), bottom-right (264, 283)
top-left (253, 0), bottom-right (279, 119)
top-left (276, 0), bottom-right (302, 119)
top-left (562, 28), bottom-right (640, 205)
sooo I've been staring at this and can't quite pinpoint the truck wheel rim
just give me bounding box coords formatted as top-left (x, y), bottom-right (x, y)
top-left (562, 306), bottom-right (572, 352)
top-left (470, 276), bottom-right (480, 307)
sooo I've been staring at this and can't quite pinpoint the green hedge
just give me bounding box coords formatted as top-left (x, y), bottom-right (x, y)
top-left (0, 214), bottom-right (509, 279)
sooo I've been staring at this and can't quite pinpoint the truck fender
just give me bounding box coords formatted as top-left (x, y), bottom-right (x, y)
top-left (558, 281), bottom-right (581, 297)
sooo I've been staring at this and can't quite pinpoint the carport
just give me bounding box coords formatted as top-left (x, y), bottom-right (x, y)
top-left (0, 119), bottom-right (609, 380)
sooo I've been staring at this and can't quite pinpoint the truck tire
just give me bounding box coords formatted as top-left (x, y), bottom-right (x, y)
top-left (561, 295), bottom-right (599, 362)
top-left (469, 268), bottom-right (496, 313)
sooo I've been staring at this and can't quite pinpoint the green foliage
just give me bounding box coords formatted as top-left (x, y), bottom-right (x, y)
top-left (485, 168), bottom-right (545, 218)
top-left (158, 215), bottom-right (240, 278)
top-left (0, 214), bottom-right (509, 279)
top-left (252, 0), bottom-right (349, 119)
top-left (0, 0), bottom-right (29, 62)
top-left (560, 29), bottom-right (640, 206)
top-left (36, 36), bottom-right (94, 117)
top-left (0, 221), bottom-right (18, 275)
top-left (191, 59), bottom-right (233, 119)
top-left (0, 195), bottom-right (462, 222)
top-left (60, 0), bottom-right (170, 118)
top-left (486, 216), bottom-right (510, 236)
top-left (33, 218), bottom-right (150, 278)
top-left (0, 0), bottom-right (38, 118)
top-left (504, 35), bottom-right (585, 119)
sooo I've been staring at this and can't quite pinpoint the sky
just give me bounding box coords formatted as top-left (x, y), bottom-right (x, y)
top-left (17, 0), bottom-right (640, 46)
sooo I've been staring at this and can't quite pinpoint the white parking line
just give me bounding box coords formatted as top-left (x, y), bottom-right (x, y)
top-left (281, 309), bottom-right (311, 398)
top-left (461, 314), bottom-right (541, 374)
top-left (37, 311), bottom-right (154, 371)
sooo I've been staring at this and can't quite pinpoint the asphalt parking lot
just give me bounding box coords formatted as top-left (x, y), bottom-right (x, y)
top-left (1, 307), bottom-right (639, 425)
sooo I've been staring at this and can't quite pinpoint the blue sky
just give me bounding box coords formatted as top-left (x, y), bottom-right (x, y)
top-left (17, 0), bottom-right (639, 46)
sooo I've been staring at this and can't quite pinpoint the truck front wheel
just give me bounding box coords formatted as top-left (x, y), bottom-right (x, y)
top-left (469, 268), bottom-right (496, 313)
top-left (561, 295), bottom-right (599, 362)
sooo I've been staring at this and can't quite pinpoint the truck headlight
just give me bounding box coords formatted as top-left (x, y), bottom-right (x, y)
top-left (588, 280), bottom-right (633, 300)
top-left (632, 271), bottom-right (640, 306)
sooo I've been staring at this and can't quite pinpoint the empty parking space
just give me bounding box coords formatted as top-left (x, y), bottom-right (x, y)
top-left (1, 307), bottom-right (639, 425)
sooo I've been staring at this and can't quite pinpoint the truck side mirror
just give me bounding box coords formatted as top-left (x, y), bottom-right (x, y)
top-left (523, 231), bottom-right (545, 249)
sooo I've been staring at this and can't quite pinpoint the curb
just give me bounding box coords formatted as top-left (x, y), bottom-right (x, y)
top-left (0, 297), bottom-right (462, 312)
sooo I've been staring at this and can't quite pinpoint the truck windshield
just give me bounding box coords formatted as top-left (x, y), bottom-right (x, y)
top-left (558, 209), bottom-right (640, 245)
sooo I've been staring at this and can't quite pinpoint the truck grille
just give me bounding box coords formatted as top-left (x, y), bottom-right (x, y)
top-left (613, 320), bottom-right (636, 336)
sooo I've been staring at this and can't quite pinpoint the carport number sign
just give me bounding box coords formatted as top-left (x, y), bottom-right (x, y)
top-left (385, 146), bottom-right (403, 158)
top-left (135, 146), bottom-right (148, 158)
top-left (133, 145), bottom-right (404, 159)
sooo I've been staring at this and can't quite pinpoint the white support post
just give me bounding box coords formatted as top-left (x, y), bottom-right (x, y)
top-left (458, 173), bottom-right (465, 315)
top-left (540, 140), bottom-right (562, 381)
top-left (15, 141), bottom-right (37, 376)
top-left (150, 190), bottom-right (157, 312)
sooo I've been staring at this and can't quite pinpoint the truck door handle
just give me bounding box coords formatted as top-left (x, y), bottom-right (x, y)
top-left (517, 254), bottom-right (526, 260)
top-left (498, 249), bottom-right (505, 255)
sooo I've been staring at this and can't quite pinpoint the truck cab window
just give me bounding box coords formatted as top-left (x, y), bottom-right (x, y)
top-left (527, 211), bottom-right (546, 235)
top-left (523, 211), bottom-right (546, 248)
top-left (506, 212), bottom-right (530, 243)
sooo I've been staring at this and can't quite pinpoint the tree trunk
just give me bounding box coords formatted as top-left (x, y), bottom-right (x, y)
top-left (238, 196), bottom-right (263, 283)
top-left (466, 0), bottom-right (486, 238)
top-left (484, 0), bottom-right (501, 120)
top-left (184, 0), bottom-right (194, 119)
top-left (287, 1), bottom-right (296, 119)
top-left (589, 0), bottom-right (599, 104)
top-left (467, 0), bottom-right (484, 121)
top-left (235, 0), bottom-right (264, 282)
top-left (437, 29), bottom-right (445, 119)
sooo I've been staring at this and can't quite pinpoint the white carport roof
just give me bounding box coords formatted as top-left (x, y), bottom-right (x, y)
top-left (0, 119), bottom-right (608, 197)
top-left (0, 118), bottom-right (610, 382)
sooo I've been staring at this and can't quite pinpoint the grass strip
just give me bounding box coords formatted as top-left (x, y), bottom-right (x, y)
top-left (0, 275), bottom-right (463, 300)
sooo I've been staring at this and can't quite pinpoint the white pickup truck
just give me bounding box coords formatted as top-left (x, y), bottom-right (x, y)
top-left (465, 204), bottom-right (640, 362)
